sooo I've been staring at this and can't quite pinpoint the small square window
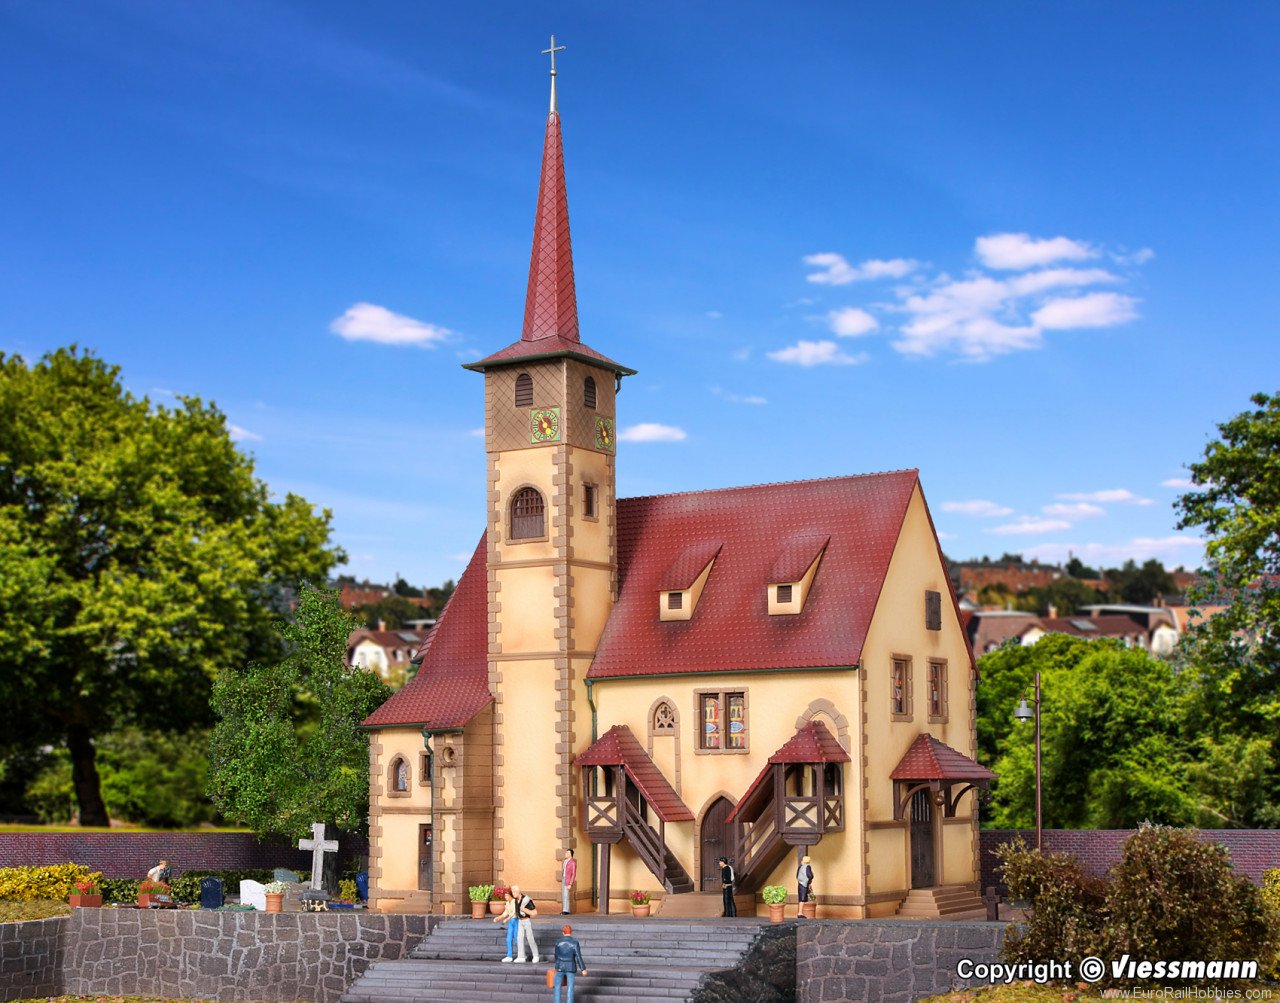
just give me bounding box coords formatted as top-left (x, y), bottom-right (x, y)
top-left (777, 584), bottom-right (793, 604)
top-left (697, 690), bottom-right (748, 753)
top-left (668, 591), bottom-right (683, 610)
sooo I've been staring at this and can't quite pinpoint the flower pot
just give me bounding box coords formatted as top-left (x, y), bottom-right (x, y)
top-left (137, 894), bottom-right (156, 909)
top-left (69, 894), bottom-right (102, 908)
top-left (768, 903), bottom-right (786, 923)
top-left (630, 903), bottom-right (650, 917)
top-left (265, 892), bottom-right (284, 914)
top-left (489, 900), bottom-right (504, 915)
top-left (799, 901), bottom-right (816, 919)
top-left (471, 900), bottom-right (488, 919)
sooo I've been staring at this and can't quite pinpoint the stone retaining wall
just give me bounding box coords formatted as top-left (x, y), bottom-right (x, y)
top-left (1, 910), bottom-right (427, 1003)
top-left (796, 919), bottom-right (1005, 1003)
top-left (0, 831), bottom-right (368, 879)
top-left (0, 916), bottom-right (65, 1002)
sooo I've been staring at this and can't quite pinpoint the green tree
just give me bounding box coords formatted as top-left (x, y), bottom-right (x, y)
top-left (978, 634), bottom-right (1195, 829)
top-left (208, 585), bottom-right (391, 842)
top-left (1176, 391), bottom-right (1280, 825)
top-left (1102, 558), bottom-right (1176, 604)
top-left (0, 348), bottom-right (341, 825)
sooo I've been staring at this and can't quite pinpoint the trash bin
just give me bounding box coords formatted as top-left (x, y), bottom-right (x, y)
top-left (200, 877), bottom-right (225, 910)
top-left (355, 871), bottom-right (369, 902)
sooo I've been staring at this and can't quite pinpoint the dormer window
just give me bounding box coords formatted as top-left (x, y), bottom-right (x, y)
top-left (584, 376), bottom-right (597, 409)
top-left (658, 542), bottom-right (721, 622)
top-left (768, 535), bottom-right (829, 616)
top-left (515, 372), bottom-right (533, 407)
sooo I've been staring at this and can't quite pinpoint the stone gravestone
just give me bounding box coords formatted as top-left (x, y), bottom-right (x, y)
top-left (200, 877), bottom-right (224, 910)
top-left (273, 867), bottom-right (298, 884)
top-left (239, 879), bottom-right (267, 912)
top-left (298, 821), bottom-right (339, 911)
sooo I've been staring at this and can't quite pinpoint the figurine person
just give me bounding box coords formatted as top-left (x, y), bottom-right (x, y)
top-left (146, 859), bottom-right (172, 884)
top-left (510, 884), bottom-right (540, 963)
top-left (493, 888), bottom-right (518, 962)
top-left (797, 854), bottom-right (815, 908)
top-left (717, 856), bottom-right (736, 917)
top-left (551, 924), bottom-right (588, 1003)
top-left (559, 848), bottom-right (577, 915)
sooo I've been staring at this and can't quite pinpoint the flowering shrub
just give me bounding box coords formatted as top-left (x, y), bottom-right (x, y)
top-left (629, 889), bottom-right (651, 905)
top-left (73, 878), bottom-right (101, 896)
top-left (0, 864), bottom-right (100, 902)
top-left (138, 878), bottom-right (170, 896)
top-left (492, 884), bottom-right (510, 900)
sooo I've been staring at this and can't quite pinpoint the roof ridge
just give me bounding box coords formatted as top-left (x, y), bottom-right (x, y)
top-left (618, 468), bottom-right (919, 505)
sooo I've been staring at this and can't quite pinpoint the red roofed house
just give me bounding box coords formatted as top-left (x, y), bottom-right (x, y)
top-left (361, 61), bottom-right (993, 920)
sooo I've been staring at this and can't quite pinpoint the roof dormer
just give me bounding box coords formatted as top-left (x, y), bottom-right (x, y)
top-left (659, 542), bottom-right (721, 622)
top-left (768, 535), bottom-right (829, 616)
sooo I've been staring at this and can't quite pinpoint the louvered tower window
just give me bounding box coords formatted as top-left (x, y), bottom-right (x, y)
top-left (510, 487), bottom-right (546, 540)
top-left (515, 373), bottom-right (533, 407)
top-left (584, 376), bottom-right (597, 409)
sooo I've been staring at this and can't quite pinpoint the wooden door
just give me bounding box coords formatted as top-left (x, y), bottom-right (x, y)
top-left (418, 824), bottom-right (433, 892)
top-left (700, 797), bottom-right (733, 891)
top-left (909, 789), bottom-right (935, 889)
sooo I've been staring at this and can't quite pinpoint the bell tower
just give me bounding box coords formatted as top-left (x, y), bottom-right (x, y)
top-left (461, 37), bottom-right (634, 898)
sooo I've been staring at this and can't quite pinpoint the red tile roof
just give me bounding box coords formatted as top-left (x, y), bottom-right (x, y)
top-left (589, 471), bottom-right (923, 679)
top-left (889, 734), bottom-right (996, 782)
top-left (464, 333), bottom-right (635, 376)
top-left (573, 725), bottom-right (694, 822)
top-left (768, 534), bottom-right (830, 584)
top-left (361, 537), bottom-right (492, 731)
top-left (659, 541), bottom-right (723, 591)
top-left (726, 721), bottom-right (850, 822)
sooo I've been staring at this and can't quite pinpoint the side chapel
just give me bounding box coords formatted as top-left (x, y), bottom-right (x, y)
top-left (361, 50), bottom-right (994, 920)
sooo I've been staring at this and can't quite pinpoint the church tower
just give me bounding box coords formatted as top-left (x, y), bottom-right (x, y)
top-left (462, 39), bottom-right (635, 897)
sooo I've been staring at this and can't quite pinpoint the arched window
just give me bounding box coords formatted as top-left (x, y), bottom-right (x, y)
top-left (584, 376), bottom-right (597, 410)
top-left (390, 756), bottom-right (410, 794)
top-left (652, 700), bottom-right (677, 734)
top-left (510, 487), bottom-right (546, 540)
top-left (515, 373), bottom-right (533, 407)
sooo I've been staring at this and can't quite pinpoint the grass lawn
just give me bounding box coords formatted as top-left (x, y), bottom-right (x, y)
top-left (0, 899), bottom-right (70, 923)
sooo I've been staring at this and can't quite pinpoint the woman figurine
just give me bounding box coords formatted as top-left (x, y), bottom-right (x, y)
top-left (493, 889), bottom-right (517, 961)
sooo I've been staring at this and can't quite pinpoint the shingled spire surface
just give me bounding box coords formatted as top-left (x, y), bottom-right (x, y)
top-left (521, 110), bottom-right (579, 343)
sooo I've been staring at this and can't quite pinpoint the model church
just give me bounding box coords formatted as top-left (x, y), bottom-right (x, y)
top-left (361, 53), bottom-right (994, 920)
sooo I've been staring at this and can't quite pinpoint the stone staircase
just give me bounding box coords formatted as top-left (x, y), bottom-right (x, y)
top-left (895, 884), bottom-right (987, 920)
top-left (341, 916), bottom-right (767, 1002)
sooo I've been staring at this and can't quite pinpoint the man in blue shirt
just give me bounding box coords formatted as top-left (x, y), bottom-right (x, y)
top-left (551, 924), bottom-right (588, 1003)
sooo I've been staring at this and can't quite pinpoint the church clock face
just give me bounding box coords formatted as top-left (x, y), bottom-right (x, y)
top-left (594, 416), bottom-right (615, 453)
top-left (530, 407), bottom-right (561, 443)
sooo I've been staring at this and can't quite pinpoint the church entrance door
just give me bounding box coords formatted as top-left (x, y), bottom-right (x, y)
top-left (909, 789), bottom-right (935, 888)
top-left (700, 797), bottom-right (733, 891)
top-left (418, 824), bottom-right (433, 892)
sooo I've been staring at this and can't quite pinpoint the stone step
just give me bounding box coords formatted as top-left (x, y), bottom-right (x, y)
top-left (344, 961), bottom-right (708, 1002)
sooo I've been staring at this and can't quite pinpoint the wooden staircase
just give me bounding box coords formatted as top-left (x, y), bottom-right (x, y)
top-left (623, 799), bottom-right (695, 894)
top-left (895, 884), bottom-right (986, 920)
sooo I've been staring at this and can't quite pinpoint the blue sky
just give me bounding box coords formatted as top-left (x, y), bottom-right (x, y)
top-left (2, 2), bottom-right (1276, 588)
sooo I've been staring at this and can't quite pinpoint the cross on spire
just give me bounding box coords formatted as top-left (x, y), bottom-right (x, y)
top-left (542, 34), bottom-right (566, 114)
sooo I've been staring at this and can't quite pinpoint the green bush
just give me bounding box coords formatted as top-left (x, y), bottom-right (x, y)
top-left (0, 863), bottom-right (100, 902)
top-left (100, 878), bottom-right (140, 903)
top-left (1000, 825), bottom-right (1277, 986)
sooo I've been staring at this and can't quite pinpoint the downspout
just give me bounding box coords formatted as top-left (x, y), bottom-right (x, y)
top-left (585, 677), bottom-right (599, 908)
top-left (421, 727), bottom-right (437, 908)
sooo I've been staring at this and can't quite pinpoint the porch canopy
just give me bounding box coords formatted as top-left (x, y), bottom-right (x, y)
top-left (889, 733), bottom-right (996, 820)
top-left (575, 725), bottom-right (694, 833)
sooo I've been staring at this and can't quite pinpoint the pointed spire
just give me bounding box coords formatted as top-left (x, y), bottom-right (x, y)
top-left (522, 37), bottom-right (578, 343)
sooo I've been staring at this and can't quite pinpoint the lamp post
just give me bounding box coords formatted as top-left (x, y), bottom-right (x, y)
top-left (1013, 671), bottom-right (1042, 851)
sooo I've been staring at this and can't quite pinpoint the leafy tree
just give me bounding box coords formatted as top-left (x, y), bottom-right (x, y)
top-left (979, 634), bottom-right (1195, 828)
top-left (1102, 558), bottom-right (1176, 604)
top-left (1065, 556), bottom-right (1100, 580)
top-left (1176, 391), bottom-right (1280, 825)
top-left (392, 577), bottom-right (423, 598)
top-left (208, 585), bottom-right (391, 844)
top-left (0, 348), bottom-right (341, 825)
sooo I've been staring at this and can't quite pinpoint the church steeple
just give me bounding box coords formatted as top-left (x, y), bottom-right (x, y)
top-left (521, 58), bottom-right (579, 344)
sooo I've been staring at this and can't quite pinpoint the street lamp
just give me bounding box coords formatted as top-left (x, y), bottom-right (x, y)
top-left (1013, 671), bottom-right (1042, 851)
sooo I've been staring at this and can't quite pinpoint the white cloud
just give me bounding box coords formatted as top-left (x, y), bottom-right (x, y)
top-left (467, 427), bottom-right (486, 438)
top-left (989, 518), bottom-right (1073, 536)
top-left (767, 340), bottom-right (867, 367)
top-left (706, 310), bottom-right (723, 320)
top-left (940, 499), bottom-right (1014, 517)
top-left (1057, 489), bottom-right (1153, 506)
top-left (618, 423), bottom-right (688, 443)
top-left (804, 253), bottom-right (919, 285)
top-left (827, 307), bottom-right (879, 337)
top-left (228, 424), bottom-right (263, 443)
top-left (1024, 535), bottom-right (1203, 569)
top-left (975, 233), bottom-right (1096, 270)
top-left (1032, 292), bottom-right (1139, 330)
top-left (936, 530), bottom-right (957, 541)
top-left (1162, 477), bottom-right (1195, 489)
top-left (1042, 502), bottom-right (1105, 519)
top-left (330, 302), bottom-right (453, 347)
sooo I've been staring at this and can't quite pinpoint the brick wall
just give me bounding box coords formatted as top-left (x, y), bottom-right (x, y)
top-left (0, 832), bottom-right (368, 879)
top-left (0, 916), bottom-right (65, 1002)
top-left (796, 920), bottom-right (1004, 1003)
top-left (980, 829), bottom-right (1280, 893)
top-left (1, 910), bottom-right (427, 1003)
